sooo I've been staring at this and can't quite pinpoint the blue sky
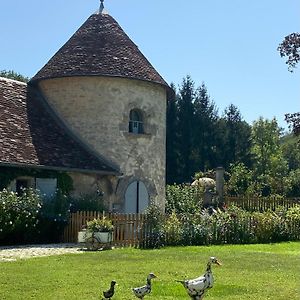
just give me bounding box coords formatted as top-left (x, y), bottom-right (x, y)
top-left (1, 0), bottom-right (299, 131)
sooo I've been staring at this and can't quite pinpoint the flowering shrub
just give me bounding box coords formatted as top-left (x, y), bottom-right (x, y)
top-left (142, 204), bottom-right (300, 247)
top-left (0, 189), bottom-right (41, 244)
top-left (0, 188), bottom-right (72, 245)
top-left (166, 184), bottom-right (203, 214)
top-left (86, 217), bottom-right (114, 232)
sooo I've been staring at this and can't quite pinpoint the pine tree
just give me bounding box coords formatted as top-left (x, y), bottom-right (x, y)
top-left (219, 104), bottom-right (252, 169)
top-left (176, 76), bottom-right (195, 182)
top-left (166, 83), bottom-right (179, 184)
top-left (192, 82), bottom-right (219, 172)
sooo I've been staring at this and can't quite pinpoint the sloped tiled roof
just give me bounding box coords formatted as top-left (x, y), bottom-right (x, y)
top-left (31, 13), bottom-right (169, 88)
top-left (0, 77), bottom-right (119, 174)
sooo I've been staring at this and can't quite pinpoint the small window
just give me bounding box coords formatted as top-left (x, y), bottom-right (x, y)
top-left (129, 109), bottom-right (144, 134)
top-left (36, 178), bottom-right (57, 199)
top-left (16, 179), bottom-right (30, 195)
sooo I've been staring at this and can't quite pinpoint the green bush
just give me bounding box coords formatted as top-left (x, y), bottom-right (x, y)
top-left (159, 204), bottom-right (300, 247)
top-left (0, 189), bottom-right (41, 244)
top-left (0, 189), bottom-right (73, 245)
top-left (166, 184), bottom-right (203, 214)
top-left (37, 190), bottom-right (71, 243)
top-left (141, 203), bottom-right (165, 249)
top-left (163, 211), bottom-right (183, 245)
top-left (70, 192), bottom-right (106, 212)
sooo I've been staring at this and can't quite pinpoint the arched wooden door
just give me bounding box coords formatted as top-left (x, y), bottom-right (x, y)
top-left (124, 181), bottom-right (149, 213)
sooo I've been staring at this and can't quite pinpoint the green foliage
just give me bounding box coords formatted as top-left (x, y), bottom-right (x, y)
top-left (176, 75), bottom-right (195, 182)
top-left (86, 217), bottom-right (114, 232)
top-left (141, 202), bottom-right (165, 249)
top-left (226, 118), bottom-right (297, 197)
top-left (0, 188), bottom-right (73, 245)
top-left (192, 82), bottom-right (219, 172)
top-left (148, 194), bottom-right (300, 246)
top-left (0, 189), bottom-right (42, 244)
top-left (278, 32), bottom-right (300, 72)
top-left (165, 184), bottom-right (203, 214)
top-left (70, 192), bottom-right (106, 212)
top-left (286, 205), bottom-right (300, 221)
top-left (218, 104), bottom-right (252, 170)
top-left (163, 211), bottom-right (182, 245)
top-left (227, 163), bottom-right (253, 196)
top-left (166, 83), bottom-right (179, 184)
top-left (0, 69), bottom-right (30, 82)
top-left (40, 190), bottom-right (70, 221)
top-left (251, 117), bottom-right (288, 177)
top-left (0, 166), bottom-right (73, 195)
top-left (166, 75), bottom-right (254, 185)
top-left (281, 134), bottom-right (300, 170)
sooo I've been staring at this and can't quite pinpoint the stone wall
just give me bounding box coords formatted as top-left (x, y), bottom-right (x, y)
top-left (39, 76), bottom-right (166, 211)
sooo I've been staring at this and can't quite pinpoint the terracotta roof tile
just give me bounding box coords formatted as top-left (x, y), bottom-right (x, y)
top-left (0, 77), bottom-right (119, 174)
top-left (31, 13), bottom-right (169, 88)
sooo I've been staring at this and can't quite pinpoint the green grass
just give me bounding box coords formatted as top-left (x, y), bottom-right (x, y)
top-left (0, 242), bottom-right (299, 299)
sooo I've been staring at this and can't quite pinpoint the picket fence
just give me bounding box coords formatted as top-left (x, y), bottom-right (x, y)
top-left (61, 211), bottom-right (146, 247)
top-left (224, 196), bottom-right (300, 211)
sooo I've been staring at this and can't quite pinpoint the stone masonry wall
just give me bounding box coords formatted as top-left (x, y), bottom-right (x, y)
top-left (38, 76), bottom-right (166, 211)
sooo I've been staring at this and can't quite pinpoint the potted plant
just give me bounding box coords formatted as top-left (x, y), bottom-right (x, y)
top-left (78, 216), bottom-right (114, 249)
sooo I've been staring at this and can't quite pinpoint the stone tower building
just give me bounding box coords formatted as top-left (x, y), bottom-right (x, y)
top-left (27, 9), bottom-right (170, 212)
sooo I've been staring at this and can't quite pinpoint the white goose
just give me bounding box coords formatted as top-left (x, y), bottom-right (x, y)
top-left (177, 257), bottom-right (221, 300)
top-left (132, 272), bottom-right (157, 299)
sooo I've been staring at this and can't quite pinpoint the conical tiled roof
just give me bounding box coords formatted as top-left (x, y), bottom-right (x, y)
top-left (31, 13), bottom-right (169, 88)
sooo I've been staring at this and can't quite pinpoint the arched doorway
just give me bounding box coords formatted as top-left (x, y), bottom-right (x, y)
top-left (124, 181), bottom-right (149, 213)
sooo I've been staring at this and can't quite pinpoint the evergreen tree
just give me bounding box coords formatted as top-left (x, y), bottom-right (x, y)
top-left (166, 83), bottom-right (179, 184)
top-left (218, 104), bottom-right (252, 169)
top-left (176, 75), bottom-right (195, 182)
top-left (192, 82), bottom-right (219, 172)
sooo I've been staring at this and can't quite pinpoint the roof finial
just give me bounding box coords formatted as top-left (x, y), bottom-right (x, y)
top-left (100, 0), bottom-right (104, 13)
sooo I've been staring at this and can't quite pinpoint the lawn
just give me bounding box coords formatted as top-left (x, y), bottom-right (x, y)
top-left (0, 242), bottom-right (299, 299)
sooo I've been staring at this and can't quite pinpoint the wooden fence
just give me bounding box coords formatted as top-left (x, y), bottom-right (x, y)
top-left (61, 197), bottom-right (300, 245)
top-left (224, 196), bottom-right (300, 211)
top-left (61, 211), bottom-right (146, 247)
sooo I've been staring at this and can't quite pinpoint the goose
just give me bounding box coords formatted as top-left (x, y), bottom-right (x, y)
top-left (177, 257), bottom-right (221, 299)
top-left (132, 272), bottom-right (157, 299)
top-left (102, 280), bottom-right (117, 300)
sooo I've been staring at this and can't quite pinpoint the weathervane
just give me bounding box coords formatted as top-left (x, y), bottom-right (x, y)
top-left (100, 0), bottom-right (104, 13)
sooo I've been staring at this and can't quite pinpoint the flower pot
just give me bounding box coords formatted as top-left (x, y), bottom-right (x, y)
top-left (78, 230), bottom-right (113, 243)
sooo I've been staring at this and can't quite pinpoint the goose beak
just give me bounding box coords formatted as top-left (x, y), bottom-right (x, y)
top-left (216, 260), bottom-right (222, 266)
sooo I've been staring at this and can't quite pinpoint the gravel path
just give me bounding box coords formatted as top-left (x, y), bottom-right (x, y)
top-left (0, 244), bottom-right (83, 262)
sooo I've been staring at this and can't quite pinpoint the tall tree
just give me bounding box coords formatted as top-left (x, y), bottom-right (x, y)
top-left (251, 117), bottom-right (289, 195)
top-left (278, 32), bottom-right (300, 72)
top-left (192, 82), bottom-right (219, 172)
top-left (278, 33), bottom-right (300, 142)
top-left (176, 75), bottom-right (195, 182)
top-left (218, 104), bottom-right (252, 169)
top-left (166, 83), bottom-right (179, 184)
top-left (285, 112), bottom-right (300, 136)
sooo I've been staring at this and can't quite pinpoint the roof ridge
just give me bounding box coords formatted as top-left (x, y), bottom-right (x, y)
top-left (0, 76), bottom-right (27, 86)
